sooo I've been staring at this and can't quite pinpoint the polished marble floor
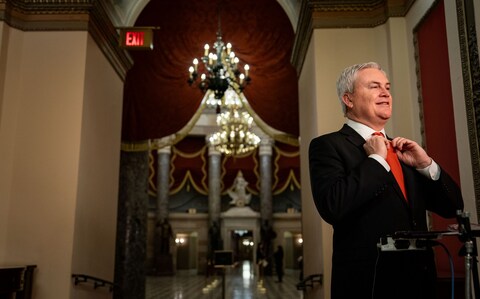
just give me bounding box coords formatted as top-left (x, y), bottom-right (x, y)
top-left (146, 260), bottom-right (304, 299)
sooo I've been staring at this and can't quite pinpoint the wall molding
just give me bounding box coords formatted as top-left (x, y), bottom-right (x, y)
top-left (0, 0), bottom-right (132, 81)
top-left (291, 0), bottom-right (416, 75)
top-left (456, 0), bottom-right (480, 220)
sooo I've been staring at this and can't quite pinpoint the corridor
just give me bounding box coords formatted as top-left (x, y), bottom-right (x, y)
top-left (146, 260), bottom-right (304, 299)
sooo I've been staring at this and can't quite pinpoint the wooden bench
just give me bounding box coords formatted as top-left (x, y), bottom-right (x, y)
top-left (0, 265), bottom-right (36, 299)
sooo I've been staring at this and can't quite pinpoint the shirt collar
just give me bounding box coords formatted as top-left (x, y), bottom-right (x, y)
top-left (346, 118), bottom-right (385, 140)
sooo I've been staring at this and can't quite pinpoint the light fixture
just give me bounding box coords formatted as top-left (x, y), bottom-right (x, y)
top-left (175, 233), bottom-right (188, 246)
top-left (207, 88), bottom-right (260, 156)
top-left (187, 4), bottom-right (250, 101)
top-left (189, 2), bottom-right (259, 156)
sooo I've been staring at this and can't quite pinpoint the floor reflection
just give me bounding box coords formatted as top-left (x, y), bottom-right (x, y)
top-left (146, 260), bottom-right (303, 299)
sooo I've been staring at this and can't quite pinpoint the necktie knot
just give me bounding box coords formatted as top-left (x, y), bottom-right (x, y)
top-left (372, 131), bottom-right (384, 137)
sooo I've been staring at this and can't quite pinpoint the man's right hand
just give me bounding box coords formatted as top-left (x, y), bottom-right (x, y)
top-left (364, 134), bottom-right (388, 159)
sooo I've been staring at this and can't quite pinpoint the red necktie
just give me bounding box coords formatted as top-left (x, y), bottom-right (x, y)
top-left (372, 132), bottom-right (407, 201)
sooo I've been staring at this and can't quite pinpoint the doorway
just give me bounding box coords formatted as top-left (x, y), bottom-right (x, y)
top-left (284, 231), bottom-right (303, 270)
top-left (231, 230), bottom-right (254, 262)
top-left (175, 231), bottom-right (198, 274)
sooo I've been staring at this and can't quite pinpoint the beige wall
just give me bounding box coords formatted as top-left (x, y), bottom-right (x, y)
top-left (0, 24), bottom-right (123, 299)
top-left (0, 22), bottom-right (19, 261)
top-left (298, 31), bottom-right (328, 299)
top-left (70, 34), bottom-right (123, 299)
top-left (1, 29), bottom-right (85, 299)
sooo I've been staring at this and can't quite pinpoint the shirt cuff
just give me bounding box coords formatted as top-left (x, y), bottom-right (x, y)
top-left (417, 159), bottom-right (441, 180)
top-left (369, 154), bottom-right (390, 171)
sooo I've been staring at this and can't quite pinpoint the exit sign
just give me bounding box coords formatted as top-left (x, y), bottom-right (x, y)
top-left (119, 28), bottom-right (154, 50)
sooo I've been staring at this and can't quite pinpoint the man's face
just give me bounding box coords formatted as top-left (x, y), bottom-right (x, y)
top-left (344, 68), bottom-right (392, 130)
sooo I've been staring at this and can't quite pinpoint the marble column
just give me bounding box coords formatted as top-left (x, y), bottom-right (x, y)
top-left (156, 146), bottom-right (171, 222)
top-left (259, 137), bottom-right (275, 275)
top-left (259, 137), bottom-right (274, 223)
top-left (153, 146), bottom-right (174, 275)
top-left (114, 150), bottom-right (149, 299)
top-left (208, 145), bottom-right (222, 225)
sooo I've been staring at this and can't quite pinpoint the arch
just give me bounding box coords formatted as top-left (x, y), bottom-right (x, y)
top-left (276, 0), bottom-right (300, 32)
top-left (124, 0), bottom-right (150, 26)
top-left (124, 0), bottom-right (298, 30)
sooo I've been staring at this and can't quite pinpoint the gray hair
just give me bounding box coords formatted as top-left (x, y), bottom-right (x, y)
top-left (336, 62), bottom-right (386, 114)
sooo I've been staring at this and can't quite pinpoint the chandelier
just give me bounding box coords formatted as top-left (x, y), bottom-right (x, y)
top-left (207, 88), bottom-right (261, 156)
top-left (188, 4), bottom-right (259, 156)
top-left (187, 10), bottom-right (250, 100)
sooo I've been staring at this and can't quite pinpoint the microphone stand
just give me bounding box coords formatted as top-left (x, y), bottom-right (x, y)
top-left (456, 210), bottom-right (480, 299)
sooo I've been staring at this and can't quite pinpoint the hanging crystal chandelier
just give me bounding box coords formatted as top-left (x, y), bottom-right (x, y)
top-left (188, 3), bottom-right (259, 156)
top-left (207, 88), bottom-right (261, 156)
top-left (187, 9), bottom-right (250, 100)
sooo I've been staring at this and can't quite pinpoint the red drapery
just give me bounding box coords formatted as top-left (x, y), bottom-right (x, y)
top-left (416, 0), bottom-right (464, 278)
top-left (121, 0), bottom-right (299, 141)
top-left (149, 136), bottom-right (300, 196)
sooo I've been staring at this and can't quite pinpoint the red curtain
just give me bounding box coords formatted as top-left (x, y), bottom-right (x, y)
top-left (121, 0), bottom-right (299, 141)
top-left (149, 136), bottom-right (300, 196)
top-left (169, 136), bottom-right (209, 195)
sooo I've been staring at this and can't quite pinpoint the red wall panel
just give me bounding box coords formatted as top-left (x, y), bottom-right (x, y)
top-left (416, 0), bottom-right (464, 278)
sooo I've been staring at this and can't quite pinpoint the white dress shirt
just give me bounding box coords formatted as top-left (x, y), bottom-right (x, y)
top-left (346, 119), bottom-right (440, 181)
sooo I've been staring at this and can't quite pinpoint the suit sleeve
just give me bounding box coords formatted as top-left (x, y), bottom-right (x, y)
top-left (424, 167), bottom-right (464, 218)
top-left (308, 135), bottom-right (393, 225)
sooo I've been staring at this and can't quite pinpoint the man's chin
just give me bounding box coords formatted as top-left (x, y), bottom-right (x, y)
top-left (378, 112), bottom-right (391, 120)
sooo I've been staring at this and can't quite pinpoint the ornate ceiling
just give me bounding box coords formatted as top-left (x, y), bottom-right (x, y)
top-left (121, 0), bottom-right (299, 145)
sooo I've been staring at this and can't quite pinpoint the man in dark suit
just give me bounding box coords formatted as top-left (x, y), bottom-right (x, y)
top-left (309, 62), bottom-right (464, 299)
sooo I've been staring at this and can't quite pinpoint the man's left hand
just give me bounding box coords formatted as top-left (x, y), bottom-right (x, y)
top-left (391, 137), bottom-right (432, 169)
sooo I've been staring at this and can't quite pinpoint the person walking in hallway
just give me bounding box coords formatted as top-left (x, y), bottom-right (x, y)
top-left (308, 62), bottom-right (464, 299)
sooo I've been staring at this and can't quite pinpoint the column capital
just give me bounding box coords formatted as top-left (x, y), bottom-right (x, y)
top-left (157, 146), bottom-right (171, 155)
top-left (153, 134), bottom-right (176, 149)
top-left (259, 137), bottom-right (274, 156)
top-left (207, 145), bottom-right (222, 156)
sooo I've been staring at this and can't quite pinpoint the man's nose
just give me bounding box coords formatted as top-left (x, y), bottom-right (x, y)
top-left (379, 87), bottom-right (391, 96)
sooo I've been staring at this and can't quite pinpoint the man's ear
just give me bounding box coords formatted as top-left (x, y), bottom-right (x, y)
top-left (341, 93), bottom-right (353, 109)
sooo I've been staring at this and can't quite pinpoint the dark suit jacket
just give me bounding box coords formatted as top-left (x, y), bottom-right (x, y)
top-left (309, 124), bottom-right (463, 299)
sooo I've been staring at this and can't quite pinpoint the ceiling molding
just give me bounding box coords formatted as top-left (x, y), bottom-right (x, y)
top-left (1, 0), bottom-right (92, 31)
top-left (0, 0), bottom-right (132, 81)
top-left (291, 0), bottom-right (416, 75)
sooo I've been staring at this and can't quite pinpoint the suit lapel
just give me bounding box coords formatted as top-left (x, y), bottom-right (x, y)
top-left (341, 124), bottom-right (410, 207)
top-left (339, 124), bottom-right (365, 149)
